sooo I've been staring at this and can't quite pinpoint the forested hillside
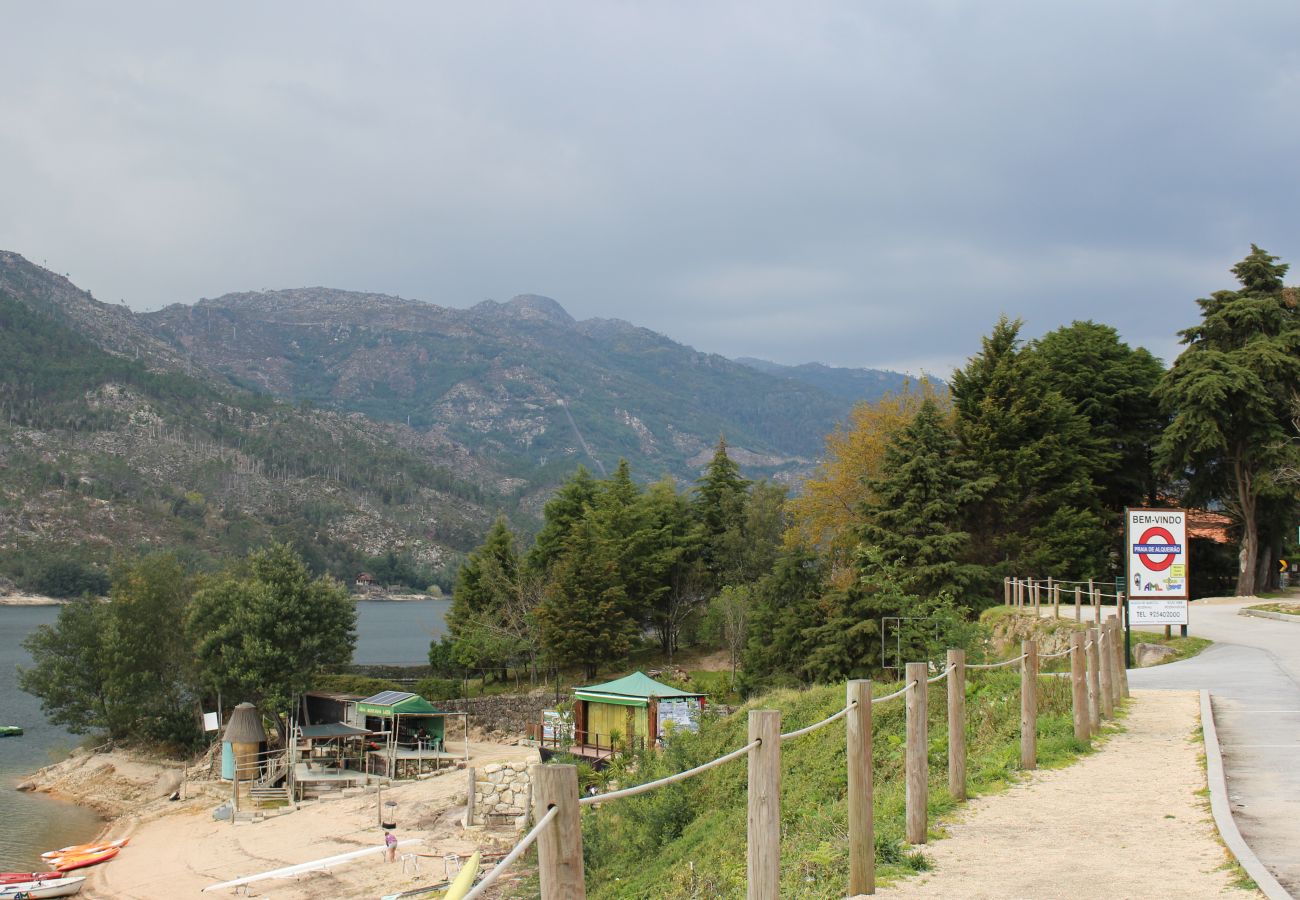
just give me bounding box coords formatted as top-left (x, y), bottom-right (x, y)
top-left (0, 261), bottom-right (500, 595)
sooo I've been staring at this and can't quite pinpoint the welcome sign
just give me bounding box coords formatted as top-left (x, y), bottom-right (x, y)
top-left (1125, 508), bottom-right (1190, 626)
top-left (1126, 508), bottom-right (1189, 599)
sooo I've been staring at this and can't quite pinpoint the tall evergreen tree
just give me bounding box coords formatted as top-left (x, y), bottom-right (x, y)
top-left (694, 435), bottom-right (751, 585)
top-left (1031, 321), bottom-right (1166, 513)
top-left (445, 517), bottom-right (522, 674)
top-left (860, 398), bottom-right (993, 603)
top-left (536, 517), bottom-right (634, 679)
top-left (951, 317), bottom-right (1106, 579)
top-left (526, 466), bottom-right (598, 575)
top-left (1156, 245), bottom-right (1300, 595)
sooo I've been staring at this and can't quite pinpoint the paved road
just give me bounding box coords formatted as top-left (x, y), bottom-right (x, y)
top-left (1123, 599), bottom-right (1300, 895)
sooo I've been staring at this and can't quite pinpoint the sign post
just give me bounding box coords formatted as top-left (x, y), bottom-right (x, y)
top-left (1125, 508), bottom-right (1190, 667)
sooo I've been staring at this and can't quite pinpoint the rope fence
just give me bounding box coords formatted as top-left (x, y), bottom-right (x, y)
top-left (927, 664), bottom-right (956, 684)
top-left (1002, 576), bottom-right (1129, 627)
top-left (454, 617), bottom-right (1133, 900)
top-left (967, 654), bottom-right (1026, 669)
top-left (580, 740), bottom-right (761, 802)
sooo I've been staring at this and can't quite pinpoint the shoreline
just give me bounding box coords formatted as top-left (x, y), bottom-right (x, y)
top-left (0, 593), bottom-right (67, 606)
top-left (28, 741), bottom-right (537, 899)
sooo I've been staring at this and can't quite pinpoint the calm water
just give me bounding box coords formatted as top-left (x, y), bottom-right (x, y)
top-left (0, 598), bottom-right (448, 870)
top-left (353, 598), bottom-right (450, 665)
top-left (0, 605), bottom-right (103, 871)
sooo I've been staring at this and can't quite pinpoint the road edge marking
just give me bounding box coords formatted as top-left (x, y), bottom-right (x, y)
top-left (1201, 689), bottom-right (1293, 899)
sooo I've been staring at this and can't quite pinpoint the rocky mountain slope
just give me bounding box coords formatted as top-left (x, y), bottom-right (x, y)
top-left (144, 288), bottom-right (908, 486)
top-left (0, 254), bottom-right (498, 590)
top-left (0, 250), bottom-right (913, 589)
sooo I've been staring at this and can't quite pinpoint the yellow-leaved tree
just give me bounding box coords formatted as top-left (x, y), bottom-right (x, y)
top-left (784, 380), bottom-right (949, 587)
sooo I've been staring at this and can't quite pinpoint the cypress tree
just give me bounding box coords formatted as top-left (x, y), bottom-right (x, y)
top-left (860, 398), bottom-right (992, 603)
top-left (1156, 245), bottom-right (1300, 595)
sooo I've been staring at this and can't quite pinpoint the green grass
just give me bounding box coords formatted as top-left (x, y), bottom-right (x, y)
top-left (1245, 601), bottom-right (1300, 616)
top-left (1130, 632), bottom-right (1212, 667)
top-left (540, 669), bottom-right (1108, 899)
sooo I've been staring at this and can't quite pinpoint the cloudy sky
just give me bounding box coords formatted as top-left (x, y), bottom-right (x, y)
top-left (2, 2), bottom-right (1297, 376)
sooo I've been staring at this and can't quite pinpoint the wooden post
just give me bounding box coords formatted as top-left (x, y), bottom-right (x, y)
top-left (1016, 578), bottom-right (1023, 608)
top-left (1115, 619), bottom-right (1131, 699)
top-left (905, 663), bottom-right (928, 844)
top-left (1003, 577), bottom-right (1011, 607)
top-left (1092, 583), bottom-right (1100, 624)
top-left (747, 709), bottom-right (781, 900)
top-left (532, 763), bottom-right (586, 899)
top-left (1052, 581), bottom-right (1060, 619)
top-left (1097, 624), bottom-right (1115, 719)
top-left (1020, 640), bottom-right (1037, 770)
top-left (1073, 585), bottom-right (1082, 623)
top-left (1047, 576), bottom-right (1055, 619)
top-left (1085, 626), bottom-right (1102, 731)
top-left (847, 680), bottom-right (873, 896)
top-left (1106, 619), bottom-right (1125, 708)
top-left (1032, 581), bottom-right (1040, 614)
top-left (1070, 631), bottom-right (1089, 743)
top-left (947, 649), bottom-right (966, 802)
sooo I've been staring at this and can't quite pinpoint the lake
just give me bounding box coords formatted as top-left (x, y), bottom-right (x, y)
top-left (353, 597), bottom-right (451, 665)
top-left (0, 605), bottom-right (104, 871)
top-left (0, 597), bottom-right (449, 869)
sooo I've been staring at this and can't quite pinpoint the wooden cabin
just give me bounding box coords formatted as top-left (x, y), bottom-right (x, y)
top-left (548, 671), bottom-right (705, 761)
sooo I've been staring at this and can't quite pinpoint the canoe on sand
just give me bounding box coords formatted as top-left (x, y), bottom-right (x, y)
top-left (50, 848), bottom-right (119, 872)
top-left (40, 838), bottom-right (127, 861)
top-left (0, 876), bottom-right (86, 898)
top-left (0, 874), bottom-right (60, 885)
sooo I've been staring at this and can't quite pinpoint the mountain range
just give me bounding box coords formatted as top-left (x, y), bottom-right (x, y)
top-left (0, 251), bottom-right (917, 584)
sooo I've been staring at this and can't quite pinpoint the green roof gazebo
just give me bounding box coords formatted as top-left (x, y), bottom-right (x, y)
top-left (357, 691), bottom-right (466, 776)
top-left (570, 672), bottom-right (705, 758)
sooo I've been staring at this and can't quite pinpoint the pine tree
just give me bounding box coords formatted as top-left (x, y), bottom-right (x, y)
top-left (694, 435), bottom-right (751, 585)
top-left (1156, 245), bottom-right (1300, 595)
top-left (860, 398), bottom-right (992, 603)
top-left (537, 517), bottom-right (634, 679)
top-left (445, 517), bottom-right (522, 674)
top-left (526, 466), bottom-right (598, 575)
top-left (951, 317), bottom-right (1106, 580)
top-left (1030, 321), bottom-right (1165, 513)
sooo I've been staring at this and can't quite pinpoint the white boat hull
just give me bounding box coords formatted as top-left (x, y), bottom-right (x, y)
top-left (0, 876), bottom-right (86, 898)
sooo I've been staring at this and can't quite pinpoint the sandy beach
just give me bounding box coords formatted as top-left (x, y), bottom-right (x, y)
top-left (23, 740), bottom-right (539, 899)
top-left (0, 592), bottom-right (66, 606)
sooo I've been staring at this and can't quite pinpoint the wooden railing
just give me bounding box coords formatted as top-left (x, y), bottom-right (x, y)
top-left (463, 618), bottom-right (1131, 899)
top-left (1005, 575), bottom-right (1127, 625)
top-left (526, 726), bottom-right (645, 755)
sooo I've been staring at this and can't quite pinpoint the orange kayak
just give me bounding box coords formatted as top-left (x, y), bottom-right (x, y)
top-left (41, 838), bottom-right (128, 860)
top-left (50, 847), bottom-right (120, 872)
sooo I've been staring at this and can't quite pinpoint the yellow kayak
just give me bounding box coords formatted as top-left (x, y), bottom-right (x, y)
top-left (442, 852), bottom-right (480, 900)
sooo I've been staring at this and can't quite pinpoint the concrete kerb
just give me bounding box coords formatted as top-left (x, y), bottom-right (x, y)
top-left (1239, 608), bottom-right (1300, 625)
top-left (1200, 689), bottom-right (1293, 900)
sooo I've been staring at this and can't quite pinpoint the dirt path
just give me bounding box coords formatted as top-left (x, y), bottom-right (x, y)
top-left (875, 690), bottom-right (1258, 900)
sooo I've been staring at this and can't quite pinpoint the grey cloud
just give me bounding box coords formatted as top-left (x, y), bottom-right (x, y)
top-left (1, 2), bottom-right (1296, 375)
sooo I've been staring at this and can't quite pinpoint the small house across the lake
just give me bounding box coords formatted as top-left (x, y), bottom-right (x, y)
top-left (537, 671), bottom-right (705, 761)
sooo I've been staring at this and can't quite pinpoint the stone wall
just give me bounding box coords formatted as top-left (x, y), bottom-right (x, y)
top-left (439, 694), bottom-right (554, 739)
top-left (467, 760), bottom-right (535, 828)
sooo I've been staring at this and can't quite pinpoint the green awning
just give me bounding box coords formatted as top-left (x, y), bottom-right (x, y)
top-left (573, 692), bottom-right (647, 707)
top-left (356, 691), bottom-right (446, 717)
top-left (574, 671), bottom-right (704, 706)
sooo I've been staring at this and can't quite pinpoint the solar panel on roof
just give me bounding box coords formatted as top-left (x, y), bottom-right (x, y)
top-left (360, 690), bottom-right (417, 706)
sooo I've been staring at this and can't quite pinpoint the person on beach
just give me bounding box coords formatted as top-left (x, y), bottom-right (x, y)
top-left (385, 830), bottom-right (397, 863)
